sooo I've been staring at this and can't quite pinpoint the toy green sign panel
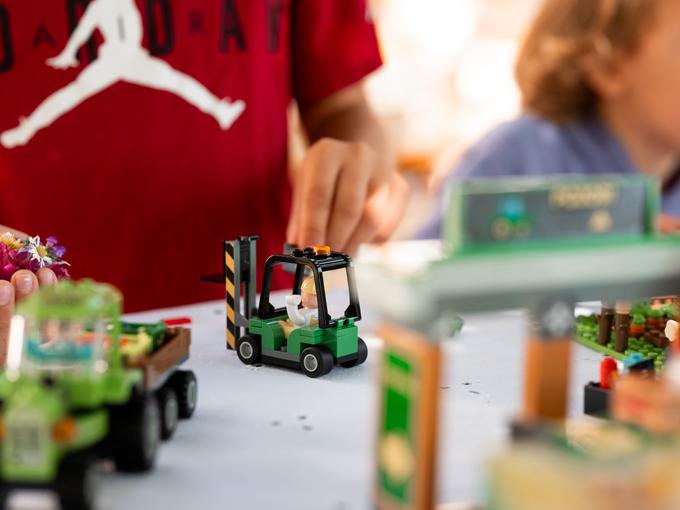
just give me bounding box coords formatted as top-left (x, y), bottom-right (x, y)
top-left (378, 350), bottom-right (418, 504)
top-left (445, 175), bottom-right (658, 254)
top-left (375, 324), bottom-right (440, 510)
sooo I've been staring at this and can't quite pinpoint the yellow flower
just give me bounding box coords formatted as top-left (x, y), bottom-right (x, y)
top-left (0, 232), bottom-right (23, 250)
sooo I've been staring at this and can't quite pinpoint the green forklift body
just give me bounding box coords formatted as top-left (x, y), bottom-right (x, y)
top-left (228, 243), bottom-right (366, 374)
top-left (249, 316), bottom-right (359, 360)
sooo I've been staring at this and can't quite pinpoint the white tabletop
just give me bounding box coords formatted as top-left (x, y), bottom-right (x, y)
top-left (8, 298), bottom-right (603, 510)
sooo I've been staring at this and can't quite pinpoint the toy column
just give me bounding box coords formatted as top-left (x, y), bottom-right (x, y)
top-left (374, 322), bottom-right (442, 510)
top-left (598, 301), bottom-right (615, 346)
top-left (523, 300), bottom-right (575, 423)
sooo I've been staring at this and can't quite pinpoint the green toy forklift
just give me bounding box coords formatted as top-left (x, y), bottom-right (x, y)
top-left (0, 280), bottom-right (197, 510)
top-left (202, 237), bottom-right (367, 378)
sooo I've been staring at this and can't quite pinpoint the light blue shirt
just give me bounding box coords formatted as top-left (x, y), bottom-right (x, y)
top-left (418, 115), bottom-right (680, 238)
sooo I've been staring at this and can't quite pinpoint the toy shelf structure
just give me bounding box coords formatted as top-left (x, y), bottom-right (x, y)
top-left (359, 235), bottom-right (680, 510)
top-left (360, 175), bottom-right (680, 510)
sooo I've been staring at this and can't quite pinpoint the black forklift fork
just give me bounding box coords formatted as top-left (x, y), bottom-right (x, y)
top-left (200, 236), bottom-right (258, 350)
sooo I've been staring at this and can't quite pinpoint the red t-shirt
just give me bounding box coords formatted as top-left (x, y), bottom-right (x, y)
top-left (0, 0), bottom-right (381, 311)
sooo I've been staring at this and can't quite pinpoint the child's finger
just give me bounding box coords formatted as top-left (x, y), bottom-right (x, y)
top-left (297, 140), bottom-right (344, 247)
top-left (0, 281), bottom-right (15, 364)
top-left (373, 173), bottom-right (410, 243)
top-left (36, 268), bottom-right (57, 287)
top-left (11, 270), bottom-right (39, 302)
top-left (344, 174), bottom-right (409, 254)
top-left (326, 155), bottom-right (371, 251)
top-left (287, 162), bottom-right (305, 245)
top-left (345, 210), bottom-right (379, 255)
top-left (0, 224), bottom-right (29, 238)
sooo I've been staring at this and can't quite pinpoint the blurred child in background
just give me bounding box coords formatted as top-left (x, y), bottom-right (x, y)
top-left (420, 0), bottom-right (680, 237)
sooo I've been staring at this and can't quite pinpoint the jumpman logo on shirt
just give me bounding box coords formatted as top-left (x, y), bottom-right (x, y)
top-left (0, 0), bottom-right (246, 149)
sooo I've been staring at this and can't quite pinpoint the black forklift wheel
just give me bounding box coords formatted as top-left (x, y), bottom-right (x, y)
top-left (300, 346), bottom-right (334, 378)
top-left (110, 392), bottom-right (161, 473)
top-left (56, 453), bottom-right (97, 510)
top-left (172, 370), bottom-right (198, 419)
top-left (236, 335), bottom-right (262, 365)
top-left (341, 338), bottom-right (368, 368)
top-left (158, 386), bottom-right (180, 440)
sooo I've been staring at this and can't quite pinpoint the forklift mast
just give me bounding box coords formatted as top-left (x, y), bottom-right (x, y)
top-left (200, 236), bottom-right (258, 349)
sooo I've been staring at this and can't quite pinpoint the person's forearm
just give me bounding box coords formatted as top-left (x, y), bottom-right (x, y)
top-left (306, 102), bottom-right (390, 157)
top-left (289, 84), bottom-right (408, 251)
top-left (300, 86), bottom-right (393, 164)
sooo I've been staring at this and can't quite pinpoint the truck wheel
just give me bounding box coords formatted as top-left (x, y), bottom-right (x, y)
top-left (341, 338), bottom-right (369, 368)
top-left (56, 454), bottom-right (97, 510)
top-left (236, 335), bottom-right (261, 365)
top-left (300, 346), bottom-right (334, 378)
top-left (172, 370), bottom-right (198, 419)
top-left (111, 392), bottom-right (161, 473)
top-left (158, 387), bottom-right (179, 440)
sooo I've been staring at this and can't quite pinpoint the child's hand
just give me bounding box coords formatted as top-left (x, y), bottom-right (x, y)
top-left (0, 225), bottom-right (28, 239)
top-left (287, 139), bottom-right (409, 254)
top-left (1, 268), bottom-right (57, 361)
top-left (1, 225), bottom-right (60, 358)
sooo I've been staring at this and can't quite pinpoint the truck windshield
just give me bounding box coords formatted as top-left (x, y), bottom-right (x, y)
top-left (323, 268), bottom-right (353, 321)
top-left (19, 317), bottom-right (107, 373)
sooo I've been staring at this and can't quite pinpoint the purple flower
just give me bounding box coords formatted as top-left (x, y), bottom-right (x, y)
top-left (13, 247), bottom-right (42, 272)
top-left (0, 233), bottom-right (70, 281)
top-left (0, 243), bottom-right (19, 281)
top-left (46, 236), bottom-right (67, 260)
top-left (50, 263), bottom-right (71, 280)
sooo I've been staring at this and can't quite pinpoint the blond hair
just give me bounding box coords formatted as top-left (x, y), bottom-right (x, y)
top-left (516, 0), bottom-right (663, 122)
top-left (301, 276), bottom-right (316, 295)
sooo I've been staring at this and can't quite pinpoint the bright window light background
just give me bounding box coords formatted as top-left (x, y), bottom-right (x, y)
top-left (366, 0), bottom-right (542, 181)
top-left (287, 0), bottom-right (543, 239)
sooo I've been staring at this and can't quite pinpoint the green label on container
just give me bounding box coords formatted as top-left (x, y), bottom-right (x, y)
top-left (378, 347), bottom-right (419, 505)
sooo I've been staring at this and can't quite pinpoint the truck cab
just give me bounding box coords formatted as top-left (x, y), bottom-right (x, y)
top-left (0, 281), bottom-right (144, 509)
top-left (0, 280), bottom-right (197, 510)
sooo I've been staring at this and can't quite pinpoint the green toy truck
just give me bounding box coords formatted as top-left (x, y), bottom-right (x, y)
top-left (202, 239), bottom-right (367, 378)
top-left (0, 280), bottom-right (197, 510)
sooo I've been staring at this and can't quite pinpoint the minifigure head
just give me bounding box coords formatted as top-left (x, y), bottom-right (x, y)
top-left (41, 319), bottom-right (62, 345)
top-left (300, 276), bottom-right (318, 309)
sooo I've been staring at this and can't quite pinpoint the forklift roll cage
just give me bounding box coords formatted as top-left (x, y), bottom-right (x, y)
top-left (202, 237), bottom-right (369, 375)
top-left (258, 251), bottom-right (362, 329)
top-left (201, 237), bottom-right (363, 352)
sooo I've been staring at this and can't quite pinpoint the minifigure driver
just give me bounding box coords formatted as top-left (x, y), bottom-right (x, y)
top-left (285, 276), bottom-right (319, 329)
